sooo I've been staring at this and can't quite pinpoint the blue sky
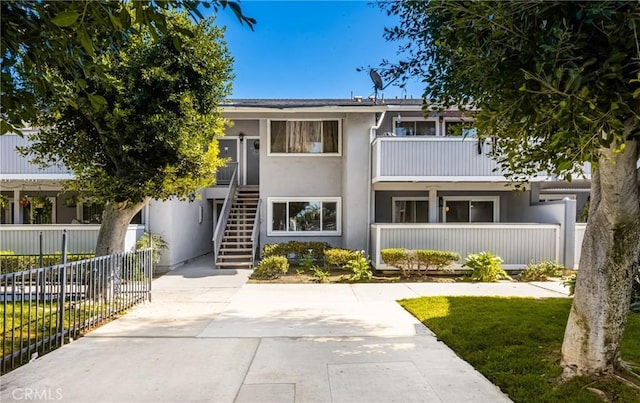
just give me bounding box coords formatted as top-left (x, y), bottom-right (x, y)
top-left (211, 0), bottom-right (425, 99)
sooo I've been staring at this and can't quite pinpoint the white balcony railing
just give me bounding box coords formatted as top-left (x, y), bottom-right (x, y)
top-left (370, 223), bottom-right (560, 269)
top-left (0, 133), bottom-right (73, 179)
top-left (372, 137), bottom-right (506, 182)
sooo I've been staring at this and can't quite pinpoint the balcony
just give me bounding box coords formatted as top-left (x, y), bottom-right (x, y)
top-left (0, 133), bottom-right (73, 179)
top-left (372, 137), bottom-right (508, 182)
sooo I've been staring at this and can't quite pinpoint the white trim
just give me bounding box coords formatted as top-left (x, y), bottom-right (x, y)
top-left (267, 197), bottom-right (342, 236)
top-left (223, 106), bottom-right (387, 113)
top-left (391, 197), bottom-right (429, 223)
top-left (370, 223), bottom-right (560, 230)
top-left (267, 119), bottom-right (342, 157)
top-left (441, 196), bottom-right (500, 223)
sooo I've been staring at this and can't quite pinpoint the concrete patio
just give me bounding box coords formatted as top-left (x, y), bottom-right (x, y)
top-left (0, 254), bottom-right (569, 402)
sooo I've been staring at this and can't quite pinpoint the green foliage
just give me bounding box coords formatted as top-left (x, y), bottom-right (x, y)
top-left (399, 296), bottom-right (640, 402)
top-left (262, 241), bottom-right (331, 261)
top-left (23, 12), bottom-right (233, 208)
top-left (0, 253), bottom-right (95, 274)
top-left (344, 252), bottom-right (372, 282)
top-left (415, 250), bottom-right (461, 269)
top-left (520, 261), bottom-right (564, 282)
top-left (324, 248), bottom-right (360, 268)
top-left (381, 248), bottom-right (460, 277)
top-left (252, 256), bottom-right (289, 280)
top-left (381, 1), bottom-right (640, 179)
top-left (380, 248), bottom-right (407, 268)
top-left (1, 0), bottom-right (254, 135)
top-left (134, 232), bottom-right (168, 264)
top-left (563, 274), bottom-right (577, 296)
top-left (463, 252), bottom-right (510, 282)
top-left (310, 266), bottom-right (330, 283)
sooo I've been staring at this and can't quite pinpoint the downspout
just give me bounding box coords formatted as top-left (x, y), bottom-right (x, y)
top-left (366, 110), bottom-right (386, 257)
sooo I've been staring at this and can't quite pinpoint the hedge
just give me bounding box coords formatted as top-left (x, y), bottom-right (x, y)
top-left (252, 256), bottom-right (289, 279)
top-left (324, 248), bottom-right (360, 268)
top-left (262, 241), bottom-right (331, 262)
top-left (0, 252), bottom-right (96, 274)
top-left (380, 248), bottom-right (460, 276)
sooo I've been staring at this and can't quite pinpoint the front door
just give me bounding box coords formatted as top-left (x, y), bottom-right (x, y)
top-left (244, 137), bottom-right (260, 186)
top-left (217, 138), bottom-right (238, 185)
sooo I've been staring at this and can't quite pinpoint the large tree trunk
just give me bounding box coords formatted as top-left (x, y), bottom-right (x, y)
top-left (95, 198), bottom-right (150, 256)
top-left (90, 198), bottom-right (149, 302)
top-left (561, 140), bottom-right (640, 377)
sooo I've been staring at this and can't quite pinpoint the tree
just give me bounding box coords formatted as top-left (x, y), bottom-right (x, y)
top-left (381, 1), bottom-right (640, 377)
top-left (23, 10), bottom-right (233, 256)
top-left (1, 0), bottom-right (254, 135)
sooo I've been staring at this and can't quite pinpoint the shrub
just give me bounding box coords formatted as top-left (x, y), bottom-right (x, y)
top-left (380, 248), bottom-right (407, 269)
top-left (631, 274), bottom-right (640, 313)
top-left (135, 232), bottom-right (168, 264)
top-left (324, 248), bottom-right (359, 268)
top-left (344, 251), bottom-right (372, 281)
top-left (416, 250), bottom-right (461, 270)
top-left (563, 274), bottom-right (577, 296)
top-left (520, 261), bottom-right (564, 282)
top-left (381, 248), bottom-right (460, 277)
top-left (463, 251), bottom-right (510, 282)
top-left (262, 241), bottom-right (331, 261)
top-left (310, 266), bottom-right (330, 283)
top-left (252, 256), bottom-right (289, 279)
top-left (0, 253), bottom-right (95, 274)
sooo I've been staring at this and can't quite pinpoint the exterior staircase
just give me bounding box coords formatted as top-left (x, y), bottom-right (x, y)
top-left (215, 187), bottom-right (259, 269)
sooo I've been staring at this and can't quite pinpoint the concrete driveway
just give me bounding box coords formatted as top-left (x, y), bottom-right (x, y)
top-left (0, 255), bottom-right (569, 403)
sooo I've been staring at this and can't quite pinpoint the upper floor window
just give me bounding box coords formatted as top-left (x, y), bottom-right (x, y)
top-left (269, 120), bottom-right (341, 155)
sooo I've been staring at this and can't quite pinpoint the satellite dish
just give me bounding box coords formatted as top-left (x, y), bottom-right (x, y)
top-left (370, 69), bottom-right (383, 91)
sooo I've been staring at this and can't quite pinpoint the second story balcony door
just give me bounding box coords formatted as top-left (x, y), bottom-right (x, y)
top-left (217, 136), bottom-right (260, 186)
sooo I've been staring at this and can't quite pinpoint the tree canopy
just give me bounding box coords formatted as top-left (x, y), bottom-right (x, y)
top-left (381, 0), bottom-right (639, 180)
top-left (1, 0), bottom-right (254, 135)
top-left (21, 10), bottom-right (233, 255)
top-left (381, 0), bottom-right (640, 377)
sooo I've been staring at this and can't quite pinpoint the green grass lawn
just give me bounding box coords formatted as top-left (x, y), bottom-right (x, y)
top-left (399, 297), bottom-right (640, 403)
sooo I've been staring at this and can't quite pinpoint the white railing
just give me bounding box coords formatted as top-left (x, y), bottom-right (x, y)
top-left (370, 223), bottom-right (560, 269)
top-left (0, 133), bottom-right (73, 178)
top-left (212, 164), bottom-right (238, 267)
top-left (372, 137), bottom-right (506, 181)
top-left (0, 224), bottom-right (145, 254)
top-left (574, 223), bottom-right (587, 268)
top-left (251, 198), bottom-right (262, 263)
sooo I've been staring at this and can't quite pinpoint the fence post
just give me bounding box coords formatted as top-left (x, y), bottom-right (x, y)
top-left (58, 230), bottom-right (68, 346)
top-left (148, 234), bottom-right (153, 302)
top-left (39, 231), bottom-right (43, 268)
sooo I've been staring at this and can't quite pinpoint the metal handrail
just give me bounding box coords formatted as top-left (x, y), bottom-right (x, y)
top-left (212, 163), bottom-right (238, 268)
top-left (250, 198), bottom-right (262, 264)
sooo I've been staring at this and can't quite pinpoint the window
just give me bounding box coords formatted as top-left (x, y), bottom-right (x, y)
top-left (443, 118), bottom-right (477, 137)
top-left (392, 197), bottom-right (429, 223)
top-left (392, 117), bottom-right (438, 136)
top-left (442, 196), bottom-right (499, 223)
top-left (269, 120), bottom-right (340, 155)
top-left (269, 197), bottom-right (341, 235)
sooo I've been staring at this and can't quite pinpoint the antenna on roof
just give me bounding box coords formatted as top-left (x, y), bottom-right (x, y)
top-left (356, 66), bottom-right (401, 104)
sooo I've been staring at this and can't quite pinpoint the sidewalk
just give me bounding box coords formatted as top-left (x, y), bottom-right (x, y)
top-left (0, 255), bottom-right (568, 402)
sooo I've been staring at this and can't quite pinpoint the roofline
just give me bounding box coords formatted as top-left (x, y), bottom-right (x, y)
top-left (222, 105), bottom-right (388, 113)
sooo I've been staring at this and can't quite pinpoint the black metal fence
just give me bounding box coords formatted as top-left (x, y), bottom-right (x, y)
top-left (1, 247), bottom-right (153, 374)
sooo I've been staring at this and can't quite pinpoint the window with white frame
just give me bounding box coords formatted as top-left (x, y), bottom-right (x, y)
top-left (392, 117), bottom-right (438, 136)
top-left (442, 196), bottom-right (499, 223)
top-left (443, 118), bottom-right (477, 137)
top-left (269, 120), bottom-right (340, 155)
top-left (269, 197), bottom-right (341, 235)
top-left (392, 197), bottom-right (429, 223)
